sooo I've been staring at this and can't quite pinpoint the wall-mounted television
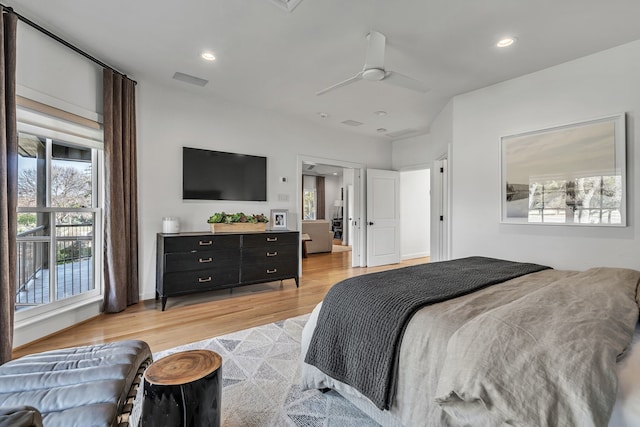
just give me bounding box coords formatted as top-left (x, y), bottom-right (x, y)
top-left (182, 147), bottom-right (267, 201)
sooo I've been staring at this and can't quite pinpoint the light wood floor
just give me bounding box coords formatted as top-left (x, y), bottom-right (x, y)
top-left (13, 250), bottom-right (429, 359)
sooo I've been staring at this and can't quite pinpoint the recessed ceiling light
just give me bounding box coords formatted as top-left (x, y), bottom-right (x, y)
top-left (201, 52), bottom-right (216, 61)
top-left (317, 112), bottom-right (329, 119)
top-left (496, 37), bottom-right (516, 48)
top-left (374, 110), bottom-right (387, 116)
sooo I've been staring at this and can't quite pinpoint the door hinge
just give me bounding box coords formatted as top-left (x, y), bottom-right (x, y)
top-left (440, 215), bottom-right (444, 221)
top-left (440, 167), bottom-right (444, 173)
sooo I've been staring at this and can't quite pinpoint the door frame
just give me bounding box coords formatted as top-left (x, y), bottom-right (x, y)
top-left (432, 147), bottom-right (452, 261)
top-left (296, 155), bottom-right (366, 269)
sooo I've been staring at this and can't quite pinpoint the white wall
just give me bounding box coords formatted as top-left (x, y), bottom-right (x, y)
top-left (323, 175), bottom-right (341, 220)
top-left (400, 169), bottom-right (430, 259)
top-left (450, 39), bottom-right (640, 270)
top-left (392, 100), bottom-right (453, 261)
top-left (137, 80), bottom-right (392, 300)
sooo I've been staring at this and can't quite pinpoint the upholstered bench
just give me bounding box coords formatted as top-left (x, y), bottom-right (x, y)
top-left (0, 340), bottom-right (152, 427)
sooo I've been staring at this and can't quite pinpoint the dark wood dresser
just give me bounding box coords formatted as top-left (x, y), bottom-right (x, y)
top-left (156, 230), bottom-right (299, 310)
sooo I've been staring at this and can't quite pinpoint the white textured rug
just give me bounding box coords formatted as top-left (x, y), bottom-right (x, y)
top-left (132, 314), bottom-right (379, 427)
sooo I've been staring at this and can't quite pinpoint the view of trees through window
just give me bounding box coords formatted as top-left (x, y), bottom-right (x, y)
top-left (303, 189), bottom-right (316, 220)
top-left (16, 132), bottom-right (98, 311)
top-left (521, 175), bottom-right (622, 224)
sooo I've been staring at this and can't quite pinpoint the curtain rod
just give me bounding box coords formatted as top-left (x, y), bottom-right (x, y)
top-left (0, 3), bottom-right (137, 85)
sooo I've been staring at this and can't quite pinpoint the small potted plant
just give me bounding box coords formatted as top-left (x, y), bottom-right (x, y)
top-left (207, 212), bottom-right (268, 233)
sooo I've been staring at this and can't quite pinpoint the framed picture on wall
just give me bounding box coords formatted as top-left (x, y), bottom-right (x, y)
top-left (500, 113), bottom-right (626, 226)
top-left (270, 209), bottom-right (288, 230)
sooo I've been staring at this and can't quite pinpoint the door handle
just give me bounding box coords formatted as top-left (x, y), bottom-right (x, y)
top-left (199, 240), bottom-right (213, 246)
top-left (266, 268), bottom-right (278, 274)
top-left (368, 222), bottom-right (374, 225)
top-left (198, 276), bottom-right (212, 283)
top-left (198, 257), bottom-right (213, 263)
top-left (266, 251), bottom-right (278, 257)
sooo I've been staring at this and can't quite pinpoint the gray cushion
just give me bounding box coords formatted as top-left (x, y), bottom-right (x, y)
top-left (0, 406), bottom-right (43, 427)
top-left (0, 340), bottom-right (151, 427)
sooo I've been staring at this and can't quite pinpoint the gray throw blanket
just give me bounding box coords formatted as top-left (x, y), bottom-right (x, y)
top-left (304, 256), bottom-right (550, 410)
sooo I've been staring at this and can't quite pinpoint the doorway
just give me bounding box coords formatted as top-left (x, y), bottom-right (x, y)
top-left (297, 155), bottom-right (365, 270)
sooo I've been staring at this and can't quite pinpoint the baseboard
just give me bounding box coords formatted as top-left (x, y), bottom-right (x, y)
top-left (401, 251), bottom-right (430, 261)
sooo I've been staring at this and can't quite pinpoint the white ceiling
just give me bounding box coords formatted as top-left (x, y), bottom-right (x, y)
top-left (6, 0), bottom-right (640, 142)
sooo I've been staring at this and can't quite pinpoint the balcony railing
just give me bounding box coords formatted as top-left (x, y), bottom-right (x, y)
top-left (15, 223), bottom-right (94, 311)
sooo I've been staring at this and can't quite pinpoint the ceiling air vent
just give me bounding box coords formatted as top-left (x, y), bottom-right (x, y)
top-left (269, 0), bottom-right (304, 12)
top-left (341, 120), bottom-right (364, 127)
top-left (173, 72), bottom-right (209, 87)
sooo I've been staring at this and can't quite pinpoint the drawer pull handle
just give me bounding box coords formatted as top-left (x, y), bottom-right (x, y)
top-left (199, 257), bottom-right (213, 263)
top-left (198, 276), bottom-right (212, 283)
top-left (266, 237), bottom-right (278, 242)
top-left (266, 268), bottom-right (278, 274)
top-left (266, 251), bottom-right (278, 257)
top-left (199, 240), bottom-right (213, 246)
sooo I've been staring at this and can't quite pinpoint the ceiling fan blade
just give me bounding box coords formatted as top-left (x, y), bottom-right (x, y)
top-left (316, 72), bottom-right (363, 96)
top-left (364, 31), bottom-right (386, 70)
top-left (383, 71), bottom-right (429, 93)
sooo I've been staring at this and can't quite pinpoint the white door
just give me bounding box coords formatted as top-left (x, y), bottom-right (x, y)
top-left (366, 169), bottom-right (400, 267)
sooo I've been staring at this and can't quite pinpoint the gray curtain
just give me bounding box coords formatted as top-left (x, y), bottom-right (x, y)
top-left (0, 10), bottom-right (17, 364)
top-left (103, 69), bottom-right (139, 313)
top-left (316, 176), bottom-right (325, 219)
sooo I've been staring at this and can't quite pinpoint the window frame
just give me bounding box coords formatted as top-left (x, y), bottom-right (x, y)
top-left (14, 103), bottom-right (104, 323)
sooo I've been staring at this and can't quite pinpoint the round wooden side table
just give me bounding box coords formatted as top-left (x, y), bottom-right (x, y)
top-left (141, 349), bottom-right (222, 427)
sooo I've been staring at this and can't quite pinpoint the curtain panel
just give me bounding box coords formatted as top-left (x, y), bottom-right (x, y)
top-left (316, 176), bottom-right (325, 219)
top-left (103, 69), bottom-right (139, 313)
top-left (0, 10), bottom-right (17, 364)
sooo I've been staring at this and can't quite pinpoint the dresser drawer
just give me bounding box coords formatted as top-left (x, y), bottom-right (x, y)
top-left (241, 260), bottom-right (298, 283)
top-left (242, 244), bottom-right (298, 263)
top-left (164, 234), bottom-right (240, 253)
top-left (163, 267), bottom-right (239, 294)
top-left (165, 250), bottom-right (240, 273)
top-left (242, 232), bottom-right (298, 248)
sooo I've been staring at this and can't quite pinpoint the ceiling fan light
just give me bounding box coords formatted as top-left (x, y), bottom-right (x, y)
top-left (362, 68), bottom-right (386, 81)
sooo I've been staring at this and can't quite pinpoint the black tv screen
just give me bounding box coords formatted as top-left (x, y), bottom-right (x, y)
top-left (182, 147), bottom-right (267, 201)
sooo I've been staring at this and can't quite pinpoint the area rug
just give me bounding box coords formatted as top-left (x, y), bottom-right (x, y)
top-left (131, 314), bottom-right (379, 427)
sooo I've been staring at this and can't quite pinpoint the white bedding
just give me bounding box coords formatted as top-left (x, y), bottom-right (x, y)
top-left (300, 269), bottom-right (640, 427)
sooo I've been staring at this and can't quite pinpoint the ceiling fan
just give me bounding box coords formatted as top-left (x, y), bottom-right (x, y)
top-left (316, 30), bottom-right (429, 96)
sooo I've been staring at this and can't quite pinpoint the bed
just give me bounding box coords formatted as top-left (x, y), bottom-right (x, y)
top-left (300, 257), bottom-right (640, 427)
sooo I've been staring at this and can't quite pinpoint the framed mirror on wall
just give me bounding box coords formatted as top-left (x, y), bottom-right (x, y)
top-left (501, 113), bottom-right (626, 226)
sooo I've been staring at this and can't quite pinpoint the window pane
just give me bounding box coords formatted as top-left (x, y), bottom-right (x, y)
top-left (15, 242), bottom-right (50, 310)
top-left (303, 189), bottom-right (316, 220)
top-left (17, 212), bottom-right (51, 236)
top-left (55, 212), bottom-right (95, 299)
top-left (17, 133), bottom-right (46, 208)
top-left (51, 141), bottom-right (93, 208)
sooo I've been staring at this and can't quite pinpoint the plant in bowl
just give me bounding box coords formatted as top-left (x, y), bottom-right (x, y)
top-left (207, 212), bottom-right (269, 233)
top-left (207, 212), bottom-right (269, 224)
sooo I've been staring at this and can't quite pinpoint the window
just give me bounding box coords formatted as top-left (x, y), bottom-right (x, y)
top-left (15, 104), bottom-right (103, 316)
top-left (303, 189), bottom-right (316, 220)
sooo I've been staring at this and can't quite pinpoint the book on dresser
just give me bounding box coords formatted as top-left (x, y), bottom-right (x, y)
top-left (156, 230), bottom-right (300, 310)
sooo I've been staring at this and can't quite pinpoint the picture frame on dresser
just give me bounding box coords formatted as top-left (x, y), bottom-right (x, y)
top-left (270, 209), bottom-right (288, 230)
